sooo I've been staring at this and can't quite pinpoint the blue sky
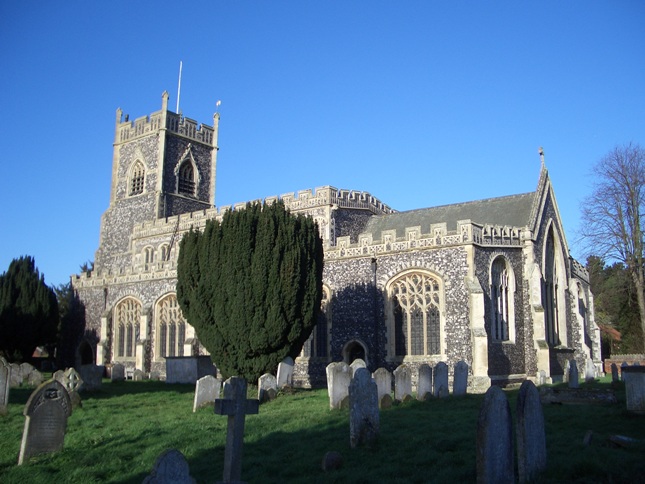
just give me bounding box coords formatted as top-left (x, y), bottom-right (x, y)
top-left (1, 2), bottom-right (643, 287)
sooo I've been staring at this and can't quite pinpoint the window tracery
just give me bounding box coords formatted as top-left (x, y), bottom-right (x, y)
top-left (114, 298), bottom-right (141, 359)
top-left (156, 294), bottom-right (186, 359)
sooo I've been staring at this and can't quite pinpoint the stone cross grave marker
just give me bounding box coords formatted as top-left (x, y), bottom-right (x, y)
top-left (433, 362), bottom-right (449, 398)
top-left (393, 364), bottom-right (412, 402)
top-left (516, 380), bottom-right (546, 483)
top-left (349, 368), bottom-right (380, 448)
top-left (276, 356), bottom-right (294, 388)
top-left (326, 362), bottom-right (351, 410)
top-left (453, 360), bottom-right (468, 396)
top-left (568, 359), bottom-right (579, 389)
top-left (143, 448), bottom-right (196, 484)
top-left (214, 377), bottom-right (259, 484)
top-left (476, 385), bottom-right (514, 484)
top-left (0, 356), bottom-right (10, 415)
top-left (193, 375), bottom-right (220, 412)
top-left (417, 364), bottom-right (432, 401)
top-left (18, 379), bottom-right (73, 465)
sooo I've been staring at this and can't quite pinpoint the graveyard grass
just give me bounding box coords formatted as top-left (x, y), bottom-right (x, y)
top-left (1, 377), bottom-right (644, 483)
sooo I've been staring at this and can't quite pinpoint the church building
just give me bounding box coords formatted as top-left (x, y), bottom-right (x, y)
top-left (72, 92), bottom-right (602, 390)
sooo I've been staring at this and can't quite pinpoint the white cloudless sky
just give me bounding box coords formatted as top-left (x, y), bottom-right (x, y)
top-left (1, 1), bottom-right (643, 287)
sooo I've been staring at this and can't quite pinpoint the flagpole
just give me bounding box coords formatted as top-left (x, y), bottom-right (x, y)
top-left (176, 61), bottom-right (183, 113)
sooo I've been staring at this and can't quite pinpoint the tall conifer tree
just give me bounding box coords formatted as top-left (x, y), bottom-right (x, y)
top-left (177, 201), bottom-right (324, 381)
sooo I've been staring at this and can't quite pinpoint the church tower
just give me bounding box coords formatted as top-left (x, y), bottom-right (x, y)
top-left (94, 92), bottom-right (219, 273)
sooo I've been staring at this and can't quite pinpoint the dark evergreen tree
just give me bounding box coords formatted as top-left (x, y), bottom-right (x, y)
top-left (177, 201), bottom-right (324, 381)
top-left (0, 256), bottom-right (59, 362)
top-left (55, 281), bottom-right (86, 368)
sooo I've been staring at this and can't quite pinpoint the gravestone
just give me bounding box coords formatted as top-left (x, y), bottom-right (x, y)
top-left (18, 380), bottom-right (72, 465)
top-left (166, 356), bottom-right (216, 384)
top-left (326, 362), bottom-right (351, 410)
top-left (214, 377), bottom-right (259, 484)
top-left (53, 369), bottom-right (65, 386)
top-left (393, 364), bottom-right (412, 402)
top-left (621, 362), bottom-right (628, 381)
top-left (149, 370), bottom-right (161, 381)
top-left (143, 448), bottom-right (196, 484)
top-left (585, 358), bottom-right (596, 382)
top-left (27, 369), bottom-right (44, 387)
top-left (563, 360), bottom-right (570, 383)
top-left (111, 363), bottom-right (126, 381)
top-left (0, 356), bottom-right (10, 415)
top-left (62, 367), bottom-right (84, 409)
top-left (193, 375), bottom-right (220, 412)
top-left (133, 369), bottom-right (145, 381)
top-left (611, 363), bottom-right (619, 383)
top-left (79, 364), bottom-right (103, 391)
top-left (349, 358), bottom-right (367, 378)
top-left (257, 373), bottom-right (278, 403)
top-left (476, 386), bottom-right (514, 484)
top-left (349, 368), bottom-right (380, 448)
top-left (276, 357), bottom-right (294, 388)
top-left (10, 363), bottom-right (23, 387)
top-left (516, 380), bottom-right (546, 483)
top-left (538, 370), bottom-right (547, 386)
top-left (453, 360), bottom-right (468, 396)
top-left (568, 360), bottom-right (579, 389)
top-left (20, 362), bottom-right (35, 381)
top-left (417, 364), bottom-right (432, 401)
top-left (433, 362), bottom-right (449, 398)
top-left (622, 366), bottom-right (645, 414)
top-left (372, 368), bottom-right (392, 407)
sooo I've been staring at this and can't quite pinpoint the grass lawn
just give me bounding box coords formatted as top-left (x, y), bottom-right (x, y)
top-left (1, 377), bottom-right (644, 483)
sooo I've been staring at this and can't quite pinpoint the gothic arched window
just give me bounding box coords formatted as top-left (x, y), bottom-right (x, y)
top-left (491, 256), bottom-right (512, 342)
top-left (178, 161), bottom-right (196, 196)
top-left (156, 294), bottom-right (187, 359)
top-left (114, 298), bottom-right (141, 360)
top-left (543, 228), bottom-right (559, 346)
top-left (129, 161), bottom-right (145, 196)
top-left (389, 271), bottom-right (442, 357)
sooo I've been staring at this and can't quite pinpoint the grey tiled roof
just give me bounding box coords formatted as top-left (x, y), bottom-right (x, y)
top-left (362, 192), bottom-right (536, 238)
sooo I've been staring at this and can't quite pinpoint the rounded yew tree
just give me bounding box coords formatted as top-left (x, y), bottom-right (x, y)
top-left (177, 201), bottom-right (324, 381)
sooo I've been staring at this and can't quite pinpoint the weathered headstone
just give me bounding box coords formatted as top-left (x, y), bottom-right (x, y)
top-left (349, 358), bottom-right (367, 378)
top-left (372, 368), bottom-right (392, 407)
top-left (10, 363), bottom-right (23, 387)
top-left (516, 380), bottom-right (546, 483)
top-left (417, 364), bottom-right (433, 401)
top-left (18, 380), bottom-right (72, 465)
top-left (538, 370), bottom-right (547, 386)
top-left (20, 362), bottom-right (35, 381)
top-left (0, 356), bottom-right (10, 415)
top-left (27, 369), bottom-right (44, 387)
top-left (257, 373), bottom-right (278, 403)
top-left (476, 386), bottom-right (514, 484)
top-left (349, 368), bottom-right (379, 448)
top-left (621, 362), bottom-right (629, 381)
top-left (568, 359), bottom-right (579, 389)
top-left (563, 360), bottom-right (570, 383)
top-left (611, 363), bottom-right (619, 383)
top-left (276, 356), bottom-right (294, 388)
top-left (585, 358), bottom-right (596, 382)
top-left (433, 362), bottom-right (449, 398)
top-left (149, 370), bottom-right (161, 381)
top-left (453, 360), bottom-right (469, 396)
top-left (193, 375), bottom-right (220, 412)
top-left (622, 366), bottom-right (645, 414)
top-left (79, 364), bottom-right (103, 391)
top-left (326, 362), bottom-right (351, 410)
top-left (321, 451), bottom-right (343, 471)
top-left (143, 448), bottom-right (196, 484)
top-left (393, 364), bottom-right (412, 402)
top-left (133, 369), bottom-right (145, 381)
top-left (214, 377), bottom-right (259, 484)
top-left (111, 363), bottom-right (125, 382)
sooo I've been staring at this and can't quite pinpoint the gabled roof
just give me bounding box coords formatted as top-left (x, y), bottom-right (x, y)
top-left (362, 191), bottom-right (536, 238)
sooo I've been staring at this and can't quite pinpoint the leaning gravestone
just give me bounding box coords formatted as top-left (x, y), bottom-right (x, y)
top-left (111, 363), bottom-right (126, 382)
top-left (257, 373), bottom-right (278, 403)
top-left (417, 364), bottom-right (432, 401)
top-left (372, 368), bottom-right (392, 407)
top-left (349, 358), bottom-right (367, 378)
top-left (0, 356), bottom-right (10, 415)
top-left (453, 360), bottom-right (469, 396)
top-left (349, 368), bottom-right (379, 448)
top-left (585, 358), bottom-right (596, 382)
top-left (193, 375), bottom-right (220, 412)
top-left (276, 356), bottom-right (294, 388)
top-left (516, 380), bottom-right (546, 483)
top-left (326, 362), bottom-right (351, 410)
top-left (143, 448), bottom-right (196, 484)
top-left (433, 362), bottom-right (449, 398)
top-left (568, 360), bottom-right (579, 389)
top-left (393, 364), bottom-right (412, 402)
top-left (476, 386), bottom-right (514, 484)
top-left (78, 364), bottom-right (103, 391)
top-left (18, 380), bottom-right (72, 465)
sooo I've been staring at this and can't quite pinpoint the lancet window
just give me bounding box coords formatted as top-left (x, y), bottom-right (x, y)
top-left (114, 298), bottom-right (141, 359)
top-left (156, 294), bottom-right (187, 359)
top-left (491, 256), bottom-right (513, 342)
top-left (129, 161), bottom-right (145, 196)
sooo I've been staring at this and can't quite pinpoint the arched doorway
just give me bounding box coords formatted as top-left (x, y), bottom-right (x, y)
top-left (78, 340), bottom-right (94, 365)
top-left (342, 339), bottom-right (368, 366)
